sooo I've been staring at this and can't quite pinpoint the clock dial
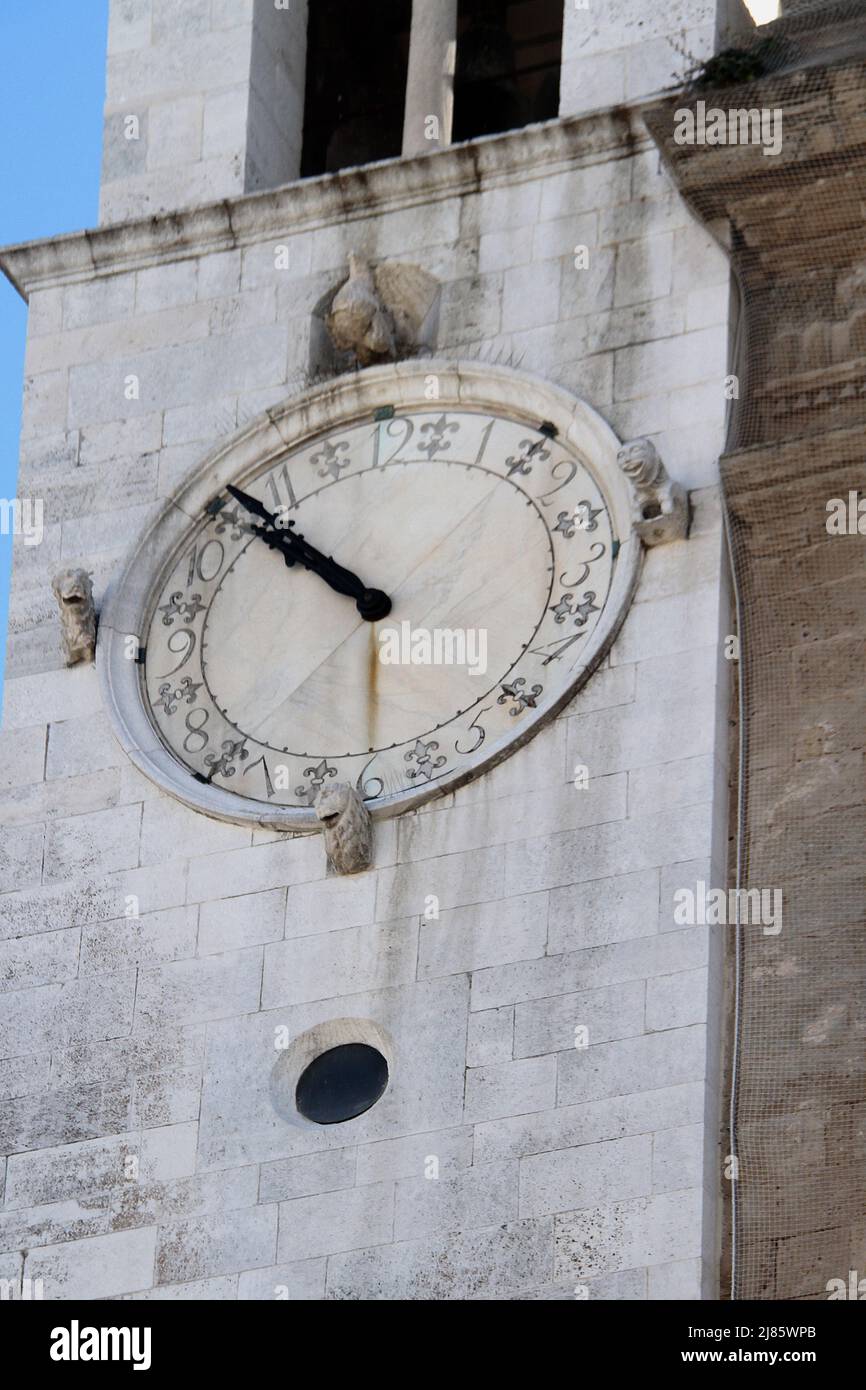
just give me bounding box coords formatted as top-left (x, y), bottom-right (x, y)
top-left (142, 406), bottom-right (616, 812)
top-left (100, 364), bottom-right (639, 827)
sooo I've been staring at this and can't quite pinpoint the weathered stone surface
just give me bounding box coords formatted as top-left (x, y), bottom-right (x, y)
top-left (199, 889), bottom-right (285, 955)
top-left (355, 1127), bottom-right (474, 1188)
top-left (0, 725), bottom-right (46, 791)
top-left (111, 1166), bottom-right (259, 1232)
top-left (26, 1227), bottom-right (157, 1300)
top-left (557, 1025), bottom-right (707, 1106)
top-left (474, 1082), bottom-right (704, 1167)
top-left (554, 1189), bottom-right (703, 1279)
top-left (471, 928), bottom-right (708, 1013)
top-left (237, 1259), bottom-right (325, 1301)
top-left (326, 1220), bottom-right (553, 1301)
top-left (0, 972), bottom-right (136, 1057)
top-left (5, 1123), bottom-right (197, 1210)
top-left (394, 1161), bottom-right (517, 1241)
top-left (278, 1183), bottom-right (394, 1263)
top-left (547, 868), bottom-right (660, 953)
top-left (134, 951), bottom-right (263, 1028)
top-left (197, 978), bottom-right (469, 1171)
top-left (466, 1007), bottom-right (514, 1068)
top-left (464, 1057), bottom-right (557, 1125)
top-left (81, 905), bottom-right (198, 973)
top-left (418, 895), bottom-right (547, 980)
top-left (42, 804), bottom-right (141, 884)
top-left (262, 920), bottom-right (418, 1009)
top-left (513, 981), bottom-right (646, 1058)
top-left (0, 927), bottom-right (81, 991)
top-left (519, 1134), bottom-right (652, 1218)
top-left (155, 1206), bottom-right (277, 1285)
top-left (259, 1149), bottom-right (356, 1205)
top-left (127, 1274), bottom-right (240, 1301)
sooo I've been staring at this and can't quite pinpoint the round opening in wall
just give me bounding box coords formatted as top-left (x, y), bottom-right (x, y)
top-left (295, 1042), bottom-right (389, 1125)
top-left (270, 1017), bottom-right (394, 1128)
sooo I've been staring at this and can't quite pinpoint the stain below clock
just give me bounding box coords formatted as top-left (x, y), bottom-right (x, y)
top-left (366, 620), bottom-right (380, 754)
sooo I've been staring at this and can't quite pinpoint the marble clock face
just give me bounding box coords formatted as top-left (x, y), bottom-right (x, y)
top-left (101, 367), bottom-right (638, 827)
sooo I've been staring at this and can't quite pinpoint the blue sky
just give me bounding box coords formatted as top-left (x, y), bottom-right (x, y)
top-left (0, 1), bottom-right (108, 701)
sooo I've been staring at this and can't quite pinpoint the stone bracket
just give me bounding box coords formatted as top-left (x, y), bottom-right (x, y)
top-left (315, 782), bottom-right (373, 875)
top-left (325, 253), bottom-right (440, 368)
top-left (52, 568), bottom-right (98, 666)
top-left (616, 437), bottom-right (689, 546)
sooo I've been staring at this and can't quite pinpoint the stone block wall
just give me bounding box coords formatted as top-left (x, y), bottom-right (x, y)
top-left (560, 0), bottom-right (754, 119)
top-left (102, 0), bottom-right (255, 222)
top-left (101, 0), bottom-right (310, 222)
top-left (1, 107), bottom-right (732, 1299)
top-left (100, 0), bottom-right (751, 223)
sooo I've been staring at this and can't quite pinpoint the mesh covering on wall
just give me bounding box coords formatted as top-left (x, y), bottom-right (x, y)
top-left (646, 0), bottom-right (866, 1300)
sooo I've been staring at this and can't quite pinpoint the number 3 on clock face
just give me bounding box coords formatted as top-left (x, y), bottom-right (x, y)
top-left (99, 364), bottom-right (640, 829)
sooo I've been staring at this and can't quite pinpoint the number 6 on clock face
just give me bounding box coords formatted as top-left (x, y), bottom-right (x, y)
top-left (99, 363), bottom-right (640, 829)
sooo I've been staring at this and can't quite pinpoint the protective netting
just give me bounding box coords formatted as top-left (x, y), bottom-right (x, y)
top-left (781, 0), bottom-right (846, 12)
top-left (647, 0), bottom-right (866, 1300)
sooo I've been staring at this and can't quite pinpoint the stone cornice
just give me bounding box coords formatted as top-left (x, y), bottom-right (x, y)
top-left (644, 56), bottom-right (866, 219)
top-left (644, 48), bottom-right (866, 451)
top-left (0, 110), bottom-right (647, 300)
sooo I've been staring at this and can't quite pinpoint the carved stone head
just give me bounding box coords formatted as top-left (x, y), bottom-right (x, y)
top-left (315, 782), bottom-right (354, 825)
top-left (616, 437), bottom-right (664, 491)
top-left (616, 438), bottom-right (689, 547)
top-left (314, 781), bottom-right (373, 875)
top-left (51, 567), bottom-right (97, 665)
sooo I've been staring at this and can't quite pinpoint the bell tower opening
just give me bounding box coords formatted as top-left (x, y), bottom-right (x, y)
top-left (452, 0), bottom-right (563, 143)
top-left (300, 0), bottom-right (413, 178)
top-left (299, 0), bottom-right (563, 178)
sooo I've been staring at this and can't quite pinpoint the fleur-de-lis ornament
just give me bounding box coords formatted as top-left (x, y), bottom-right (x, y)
top-left (548, 591), bottom-right (599, 628)
top-left (204, 739), bottom-right (249, 780)
top-left (498, 678), bottom-right (543, 715)
top-left (310, 439), bottom-right (350, 481)
top-left (295, 758), bottom-right (338, 800)
top-left (550, 594), bottom-right (576, 625)
top-left (152, 676), bottom-right (202, 715)
top-left (573, 591), bottom-right (600, 626)
top-left (418, 415), bottom-right (459, 459)
top-left (404, 738), bottom-right (446, 780)
top-left (505, 438), bottom-right (550, 478)
top-left (159, 591), bottom-right (205, 626)
top-left (572, 500), bottom-right (602, 532)
top-left (213, 505), bottom-right (250, 542)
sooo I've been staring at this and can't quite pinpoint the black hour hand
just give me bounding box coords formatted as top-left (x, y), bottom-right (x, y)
top-left (225, 485), bottom-right (391, 622)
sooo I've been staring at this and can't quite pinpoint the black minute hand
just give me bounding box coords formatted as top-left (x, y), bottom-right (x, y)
top-left (225, 485), bottom-right (392, 622)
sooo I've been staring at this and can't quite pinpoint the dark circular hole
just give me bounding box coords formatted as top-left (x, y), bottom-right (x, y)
top-left (295, 1043), bottom-right (388, 1125)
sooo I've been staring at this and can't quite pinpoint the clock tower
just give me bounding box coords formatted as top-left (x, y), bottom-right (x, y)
top-left (0, 0), bottom-right (747, 1300)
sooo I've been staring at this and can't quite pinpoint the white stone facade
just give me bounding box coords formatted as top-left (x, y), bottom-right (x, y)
top-left (0, 0), bottom-right (738, 1300)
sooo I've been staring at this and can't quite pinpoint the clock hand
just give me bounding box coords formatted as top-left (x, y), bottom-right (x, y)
top-left (225, 485), bottom-right (392, 621)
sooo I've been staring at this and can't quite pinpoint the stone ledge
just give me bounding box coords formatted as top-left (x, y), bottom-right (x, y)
top-left (0, 111), bottom-right (648, 300)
